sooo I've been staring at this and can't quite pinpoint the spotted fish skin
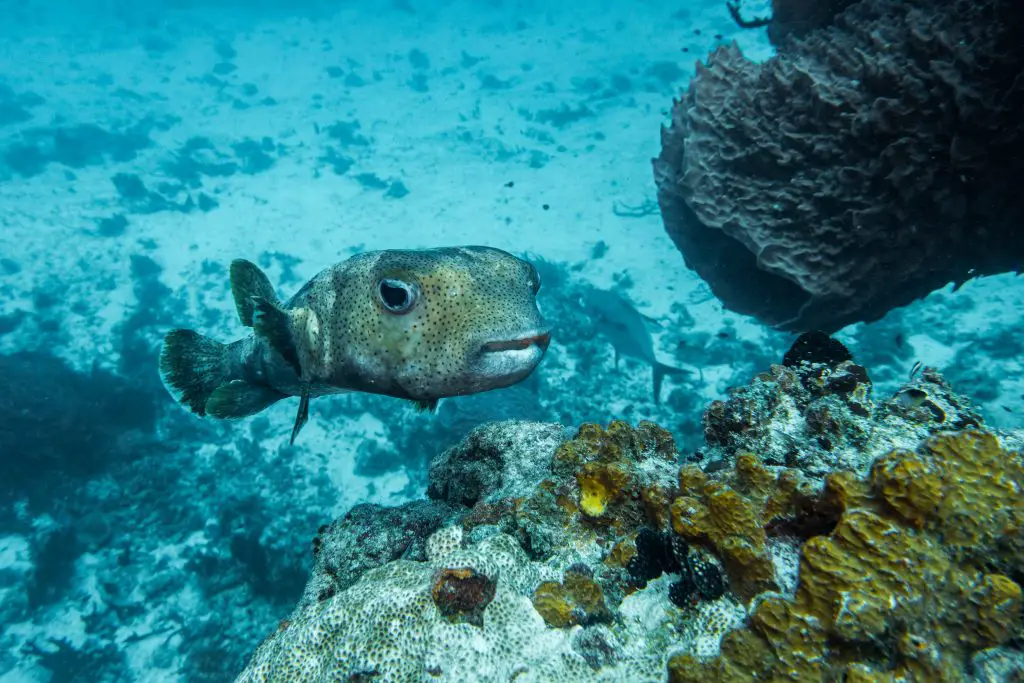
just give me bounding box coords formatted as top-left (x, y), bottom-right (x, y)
top-left (159, 246), bottom-right (550, 442)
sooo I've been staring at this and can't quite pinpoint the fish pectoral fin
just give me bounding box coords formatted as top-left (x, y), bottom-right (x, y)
top-left (230, 259), bottom-right (280, 327)
top-left (290, 386), bottom-right (311, 445)
top-left (640, 313), bottom-right (663, 327)
top-left (206, 380), bottom-right (286, 419)
top-left (412, 398), bottom-right (439, 413)
top-left (252, 297), bottom-right (302, 376)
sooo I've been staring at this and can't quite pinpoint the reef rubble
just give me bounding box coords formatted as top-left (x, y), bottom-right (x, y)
top-left (236, 338), bottom-right (1024, 682)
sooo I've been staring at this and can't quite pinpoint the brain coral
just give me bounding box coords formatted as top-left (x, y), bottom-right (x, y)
top-left (654, 0), bottom-right (1024, 332)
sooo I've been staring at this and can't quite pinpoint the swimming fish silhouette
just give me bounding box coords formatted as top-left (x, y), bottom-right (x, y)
top-left (581, 286), bottom-right (689, 403)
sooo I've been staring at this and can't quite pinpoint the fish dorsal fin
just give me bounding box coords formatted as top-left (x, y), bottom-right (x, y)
top-left (230, 259), bottom-right (280, 327)
top-left (252, 296), bottom-right (302, 376)
top-left (412, 398), bottom-right (439, 413)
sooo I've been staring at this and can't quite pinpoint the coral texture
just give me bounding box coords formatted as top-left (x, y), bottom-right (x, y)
top-left (766, 0), bottom-right (858, 44)
top-left (701, 350), bottom-right (981, 478)
top-left (655, 0), bottom-right (1024, 332)
top-left (235, 350), bottom-right (1024, 682)
top-left (236, 421), bottom-right (728, 682)
top-left (668, 429), bottom-right (1024, 682)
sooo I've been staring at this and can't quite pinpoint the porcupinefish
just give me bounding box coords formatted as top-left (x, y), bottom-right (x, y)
top-left (159, 246), bottom-right (551, 443)
top-left (581, 286), bottom-right (689, 404)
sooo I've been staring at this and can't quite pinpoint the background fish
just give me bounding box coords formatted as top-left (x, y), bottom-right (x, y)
top-left (581, 286), bottom-right (690, 404)
top-left (159, 246), bottom-right (550, 443)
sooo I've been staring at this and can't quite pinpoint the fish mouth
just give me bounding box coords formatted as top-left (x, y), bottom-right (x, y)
top-left (481, 331), bottom-right (551, 353)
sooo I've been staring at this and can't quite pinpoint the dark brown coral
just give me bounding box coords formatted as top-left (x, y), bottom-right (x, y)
top-left (771, 0), bottom-right (858, 44)
top-left (655, 0), bottom-right (1024, 332)
top-left (430, 567), bottom-right (497, 627)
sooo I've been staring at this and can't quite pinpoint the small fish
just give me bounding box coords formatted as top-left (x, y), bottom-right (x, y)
top-left (159, 246), bottom-right (551, 443)
top-left (580, 286), bottom-right (690, 404)
top-left (909, 361), bottom-right (922, 379)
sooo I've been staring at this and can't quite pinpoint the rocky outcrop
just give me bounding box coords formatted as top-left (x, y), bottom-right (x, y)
top-left (235, 337), bottom-right (1024, 681)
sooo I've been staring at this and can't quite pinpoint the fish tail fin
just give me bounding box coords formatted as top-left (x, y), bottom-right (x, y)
top-left (160, 329), bottom-right (287, 419)
top-left (652, 362), bottom-right (690, 405)
top-left (159, 329), bottom-right (228, 416)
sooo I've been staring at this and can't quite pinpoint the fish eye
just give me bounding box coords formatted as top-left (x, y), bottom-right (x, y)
top-left (378, 278), bottom-right (417, 313)
top-left (528, 267), bottom-right (541, 294)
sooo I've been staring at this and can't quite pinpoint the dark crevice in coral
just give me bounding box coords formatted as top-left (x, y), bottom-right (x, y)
top-left (627, 528), bottom-right (725, 608)
top-left (764, 512), bottom-right (838, 540)
top-left (782, 331), bottom-right (853, 368)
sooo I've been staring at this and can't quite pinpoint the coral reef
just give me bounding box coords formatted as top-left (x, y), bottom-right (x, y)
top-left (297, 499), bottom-right (459, 609)
top-left (667, 429), bottom-right (1024, 682)
top-left (872, 429), bottom-right (1024, 575)
top-left (237, 421), bottom-right (696, 682)
top-left (532, 566), bottom-right (611, 628)
top-left (655, 0), bottom-right (1024, 332)
top-left (426, 421), bottom-right (565, 507)
top-left (235, 339), bottom-right (1024, 682)
top-left (700, 337), bottom-right (982, 478)
top-left (0, 84), bottom-right (42, 127)
top-left (2, 120), bottom-right (159, 177)
top-left (626, 528), bottom-right (726, 608)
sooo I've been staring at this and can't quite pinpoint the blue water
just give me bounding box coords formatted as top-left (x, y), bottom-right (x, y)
top-left (0, 0), bottom-right (1021, 680)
